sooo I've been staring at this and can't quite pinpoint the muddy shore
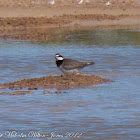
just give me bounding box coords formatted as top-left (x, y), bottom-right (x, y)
top-left (0, 0), bottom-right (140, 41)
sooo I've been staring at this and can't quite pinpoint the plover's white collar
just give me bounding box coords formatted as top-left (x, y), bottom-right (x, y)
top-left (55, 53), bottom-right (64, 61)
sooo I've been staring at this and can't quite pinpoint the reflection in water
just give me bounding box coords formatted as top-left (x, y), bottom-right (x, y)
top-left (0, 27), bottom-right (140, 139)
top-left (45, 26), bottom-right (140, 47)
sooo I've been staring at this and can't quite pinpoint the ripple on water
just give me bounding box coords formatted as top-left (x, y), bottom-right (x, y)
top-left (0, 27), bottom-right (140, 139)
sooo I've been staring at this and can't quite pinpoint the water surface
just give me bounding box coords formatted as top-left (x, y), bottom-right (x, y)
top-left (0, 27), bottom-right (140, 139)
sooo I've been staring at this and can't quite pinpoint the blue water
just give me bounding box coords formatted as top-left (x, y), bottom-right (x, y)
top-left (0, 27), bottom-right (140, 140)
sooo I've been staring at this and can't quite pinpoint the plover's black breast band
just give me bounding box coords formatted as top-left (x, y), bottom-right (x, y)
top-left (56, 60), bottom-right (63, 67)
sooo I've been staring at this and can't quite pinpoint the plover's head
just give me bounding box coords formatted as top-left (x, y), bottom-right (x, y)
top-left (55, 53), bottom-right (64, 61)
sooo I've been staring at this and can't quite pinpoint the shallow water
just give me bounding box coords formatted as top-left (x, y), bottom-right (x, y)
top-left (0, 27), bottom-right (140, 139)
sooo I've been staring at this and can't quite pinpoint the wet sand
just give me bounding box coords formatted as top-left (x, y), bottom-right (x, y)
top-left (0, 74), bottom-right (112, 92)
top-left (0, 91), bottom-right (32, 95)
top-left (0, 0), bottom-right (140, 41)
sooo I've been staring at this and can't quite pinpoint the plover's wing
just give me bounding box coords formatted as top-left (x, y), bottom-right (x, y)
top-left (62, 58), bottom-right (88, 70)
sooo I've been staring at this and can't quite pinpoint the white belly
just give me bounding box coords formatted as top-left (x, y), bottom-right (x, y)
top-left (59, 67), bottom-right (80, 75)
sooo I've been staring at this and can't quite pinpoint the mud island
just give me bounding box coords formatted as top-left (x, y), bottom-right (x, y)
top-left (0, 74), bottom-right (112, 91)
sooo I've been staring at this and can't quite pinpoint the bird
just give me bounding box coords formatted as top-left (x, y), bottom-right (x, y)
top-left (78, 0), bottom-right (90, 4)
top-left (78, 0), bottom-right (83, 4)
top-left (105, 1), bottom-right (110, 6)
top-left (48, 0), bottom-right (55, 5)
top-left (55, 53), bottom-right (94, 75)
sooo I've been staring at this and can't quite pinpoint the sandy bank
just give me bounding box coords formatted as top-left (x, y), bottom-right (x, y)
top-left (0, 0), bottom-right (140, 41)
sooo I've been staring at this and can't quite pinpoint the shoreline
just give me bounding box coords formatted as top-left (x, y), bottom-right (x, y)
top-left (0, 5), bottom-right (140, 41)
